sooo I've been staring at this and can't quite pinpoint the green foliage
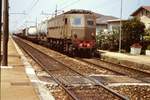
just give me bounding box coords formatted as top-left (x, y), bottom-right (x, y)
top-left (96, 18), bottom-right (146, 52)
top-left (147, 45), bottom-right (150, 50)
top-left (144, 28), bottom-right (150, 41)
top-left (144, 36), bottom-right (150, 41)
top-left (96, 30), bottom-right (119, 51)
top-left (122, 17), bottom-right (145, 51)
top-left (145, 28), bottom-right (150, 36)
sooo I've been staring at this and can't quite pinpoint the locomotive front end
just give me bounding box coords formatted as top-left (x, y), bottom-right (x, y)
top-left (70, 13), bottom-right (96, 52)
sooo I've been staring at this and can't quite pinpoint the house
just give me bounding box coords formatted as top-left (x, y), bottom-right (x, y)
top-left (131, 6), bottom-right (150, 29)
top-left (107, 19), bottom-right (127, 32)
top-left (95, 13), bottom-right (119, 34)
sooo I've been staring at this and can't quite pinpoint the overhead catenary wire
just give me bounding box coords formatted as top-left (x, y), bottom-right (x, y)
top-left (94, 0), bottom-right (120, 12)
top-left (42, 0), bottom-right (81, 17)
top-left (60, 0), bottom-right (80, 10)
top-left (16, 0), bottom-right (40, 30)
top-left (9, 11), bottom-right (26, 15)
top-left (15, 0), bottom-right (81, 31)
top-left (26, 0), bottom-right (39, 14)
top-left (137, 0), bottom-right (141, 6)
top-left (28, 0), bottom-right (40, 14)
top-left (26, 0), bottom-right (81, 26)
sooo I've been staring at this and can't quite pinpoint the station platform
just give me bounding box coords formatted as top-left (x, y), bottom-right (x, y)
top-left (1, 37), bottom-right (39, 100)
top-left (99, 50), bottom-right (150, 73)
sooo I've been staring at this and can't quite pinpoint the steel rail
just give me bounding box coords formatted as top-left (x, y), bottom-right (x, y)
top-left (14, 37), bottom-right (79, 100)
top-left (76, 57), bottom-right (125, 76)
top-left (100, 59), bottom-right (150, 76)
top-left (78, 58), bottom-right (150, 83)
top-left (14, 37), bottom-right (128, 100)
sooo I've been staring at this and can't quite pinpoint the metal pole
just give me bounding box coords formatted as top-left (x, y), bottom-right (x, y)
top-left (55, 5), bottom-right (57, 17)
top-left (2, 0), bottom-right (9, 66)
top-left (36, 17), bottom-right (38, 37)
top-left (36, 17), bottom-right (37, 29)
top-left (0, 0), bottom-right (2, 64)
top-left (119, 0), bottom-right (122, 53)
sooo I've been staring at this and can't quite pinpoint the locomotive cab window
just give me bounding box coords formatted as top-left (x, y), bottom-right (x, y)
top-left (87, 19), bottom-right (94, 26)
top-left (73, 17), bottom-right (81, 25)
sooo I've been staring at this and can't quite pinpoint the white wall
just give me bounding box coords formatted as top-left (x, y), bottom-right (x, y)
top-left (96, 24), bottom-right (107, 35)
top-left (140, 15), bottom-right (150, 29)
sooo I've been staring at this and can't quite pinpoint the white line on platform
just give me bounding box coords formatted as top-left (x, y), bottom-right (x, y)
top-left (11, 37), bottom-right (55, 100)
top-left (107, 83), bottom-right (150, 87)
top-left (89, 74), bottom-right (123, 77)
top-left (0, 66), bottom-right (13, 69)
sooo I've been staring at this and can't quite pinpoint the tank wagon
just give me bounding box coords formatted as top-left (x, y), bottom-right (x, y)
top-left (37, 20), bottom-right (48, 42)
top-left (16, 9), bottom-right (96, 56)
top-left (27, 26), bottom-right (37, 36)
top-left (14, 28), bottom-right (26, 38)
top-left (27, 26), bottom-right (38, 42)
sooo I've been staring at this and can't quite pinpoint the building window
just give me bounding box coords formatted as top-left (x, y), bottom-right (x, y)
top-left (87, 19), bottom-right (94, 26)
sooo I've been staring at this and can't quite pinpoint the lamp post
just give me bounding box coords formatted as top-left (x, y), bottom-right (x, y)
top-left (119, 0), bottom-right (123, 53)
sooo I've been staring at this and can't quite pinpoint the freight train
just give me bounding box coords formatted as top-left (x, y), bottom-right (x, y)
top-left (15, 9), bottom-right (97, 56)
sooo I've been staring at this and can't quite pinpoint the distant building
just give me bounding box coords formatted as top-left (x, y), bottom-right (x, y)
top-left (95, 13), bottom-right (119, 34)
top-left (107, 19), bottom-right (127, 32)
top-left (131, 6), bottom-right (150, 29)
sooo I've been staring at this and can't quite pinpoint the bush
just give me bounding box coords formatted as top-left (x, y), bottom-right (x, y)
top-left (147, 45), bottom-right (150, 50)
top-left (145, 28), bottom-right (150, 36)
top-left (96, 31), bottom-right (119, 51)
top-left (144, 36), bottom-right (150, 41)
top-left (122, 18), bottom-right (145, 52)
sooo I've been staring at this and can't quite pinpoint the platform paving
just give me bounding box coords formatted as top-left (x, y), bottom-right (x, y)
top-left (1, 37), bottom-right (39, 100)
top-left (99, 50), bottom-right (150, 73)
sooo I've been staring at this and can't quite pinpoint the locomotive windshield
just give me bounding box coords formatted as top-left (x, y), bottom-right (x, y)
top-left (70, 15), bottom-right (84, 27)
top-left (73, 17), bottom-right (81, 25)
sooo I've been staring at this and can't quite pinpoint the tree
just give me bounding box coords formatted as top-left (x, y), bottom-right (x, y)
top-left (145, 27), bottom-right (150, 35)
top-left (143, 28), bottom-right (150, 52)
top-left (122, 17), bottom-right (145, 52)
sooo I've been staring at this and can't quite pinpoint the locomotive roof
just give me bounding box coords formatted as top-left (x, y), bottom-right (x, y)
top-left (38, 9), bottom-right (94, 23)
top-left (64, 9), bottom-right (93, 14)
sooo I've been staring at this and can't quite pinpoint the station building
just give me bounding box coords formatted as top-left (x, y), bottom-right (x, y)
top-left (131, 6), bottom-right (150, 29)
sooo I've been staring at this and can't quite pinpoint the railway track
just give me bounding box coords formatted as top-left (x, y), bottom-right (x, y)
top-left (75, 58), bottom-right (125, 76)
top-left (76, 58), bottom-right (150, 83)
top-left (14, 36), bottom-right (128, 100)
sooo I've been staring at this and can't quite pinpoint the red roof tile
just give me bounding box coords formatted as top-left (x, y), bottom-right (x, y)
top-left (143, 6), bottom-right (150, 11)
top-left (131, 6), bottom-right (150, 16)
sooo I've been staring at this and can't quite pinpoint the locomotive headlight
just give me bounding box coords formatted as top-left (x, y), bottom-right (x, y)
top-left (91, 32), bottom-right (95, 39)
top-left (87, 43), bottom-right (90, 47)
top-left (79, 43), bottom-right (83, 47)
top-left (91, 32), bottom-right (95, 36)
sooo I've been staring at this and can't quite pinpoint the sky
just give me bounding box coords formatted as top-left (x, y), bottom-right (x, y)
top-left (9, 0), bottom-right (150, 32)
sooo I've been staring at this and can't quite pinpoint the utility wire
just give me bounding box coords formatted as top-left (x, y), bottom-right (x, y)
top-left (28, 0), bottom-right (39, 14)
top-left (17, 0), bottom-right (80, 31)
top-left (17, 0), bottom-right (40, 30)
top-left (26, 0), bottom-right (37, 13)
top-left (60, 0), bottom-right (80, 10)
top-left (94, 0), bottom-right (120, 11)
top-left (137, 0), bottom-right (141, 6)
